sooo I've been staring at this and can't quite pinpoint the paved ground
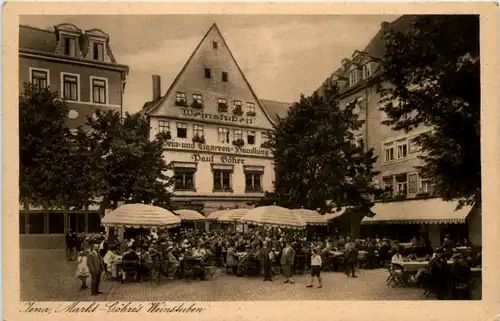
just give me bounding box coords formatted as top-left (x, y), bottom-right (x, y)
top-left (21, 250), bottom-right (428, 301)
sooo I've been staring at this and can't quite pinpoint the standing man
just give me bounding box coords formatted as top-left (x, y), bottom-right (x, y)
top-left (281, 239), bottom-right (296, 284)
top-left (87, 243), bottom-right (104, 295)
top-left (261, 241), bottom-right (273, 281)
top-left (345, 239), bottom-right (359, 278)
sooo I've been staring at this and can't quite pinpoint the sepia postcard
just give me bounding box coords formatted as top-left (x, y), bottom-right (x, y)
top-left (3, 2), bottom-right (500, 321)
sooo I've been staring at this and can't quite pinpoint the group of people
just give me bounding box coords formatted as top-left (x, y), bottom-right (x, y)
top-left (66, 227), bottom-right (480, 298)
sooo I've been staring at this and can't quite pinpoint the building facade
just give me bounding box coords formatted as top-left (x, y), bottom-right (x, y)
top-left (317, 17), bottom-right (481, 247)
top-left (19, 23), bottom-right (129, 248)
top-left (143, 24), bottom-right (289, 216)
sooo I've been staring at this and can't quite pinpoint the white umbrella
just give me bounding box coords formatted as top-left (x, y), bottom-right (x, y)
top-left (291, 208), bottom-right (328, 226)
top-left (218, 208), bottom-right (250, 223)
top-left (101, 203), bottom-right (181, 229)
top-left (240, 205), bottom-right (306, 230)
top-left (174, 209), bottom-right (207, 222)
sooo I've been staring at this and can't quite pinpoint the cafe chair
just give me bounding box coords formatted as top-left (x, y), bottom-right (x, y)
top-left (386, 263), bottom-right (404, 288)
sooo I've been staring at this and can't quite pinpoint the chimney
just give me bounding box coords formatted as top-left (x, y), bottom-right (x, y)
top-left (381, 21), bottom-right (390, 30)
top-left (152, 75), bottom-right (161, 101)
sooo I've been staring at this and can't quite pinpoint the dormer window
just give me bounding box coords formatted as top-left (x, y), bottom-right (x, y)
top-left (64, 37), bottom-right (77, 56)
top-left (363, 64), bottom-right (372, 79)
top-left (349, 70), bottom-right (358, 86)
top-left (93, 42), bottom-right (104, 61)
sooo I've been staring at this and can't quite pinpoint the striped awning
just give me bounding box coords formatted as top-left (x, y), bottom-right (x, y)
top-left (174, 209), bottom-right (206, 222)
top-left (218, 208), bottom-right (250, 223)
top-left (361, 199), bottom-right (472, 225)
top-left (101, 204), bottom-right (181, 229)
top-left (240, 205), bottom-right (307, 230)
top-left (291, 209), bottom-right (327, 226)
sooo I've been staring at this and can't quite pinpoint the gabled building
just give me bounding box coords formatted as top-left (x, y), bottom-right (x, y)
top-left (316, 16), bottom-right (480, 247)
top-left (19, 23), bottom-right (129, 129)
top-left (19, 23), bottom-right (129, 248)
top-left (143, 23), bottom-right (291, 215)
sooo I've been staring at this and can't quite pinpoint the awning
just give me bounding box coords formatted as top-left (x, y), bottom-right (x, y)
top-left (361, 199), bottom-right (472, 225)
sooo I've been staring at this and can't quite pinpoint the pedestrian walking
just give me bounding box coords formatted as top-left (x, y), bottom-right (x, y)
top-left (306, 247), bottom-right (323, 288)
top-left (75, 250), bottom-right (89, 289)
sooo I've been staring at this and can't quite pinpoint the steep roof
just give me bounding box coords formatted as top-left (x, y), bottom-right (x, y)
top-left (144, 23), bottom-right (276, 126)
top-left (19, 25), bottom-right (58, 52)
top-left (260, 99), bottom-right (292, 124)
top-left (363, 15), bottom-right (415, 59)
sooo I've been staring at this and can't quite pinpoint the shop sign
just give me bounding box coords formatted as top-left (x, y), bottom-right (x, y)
top-left (165, 140), bottom-right (270, 157)
top-left (191, 154), bottom-right (245, 164)
top-left (180, 108), bottom-right (253, 125)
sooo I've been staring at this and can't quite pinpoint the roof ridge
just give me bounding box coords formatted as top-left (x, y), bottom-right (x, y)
top-left (20, 24), bottom-right (54, 33)
top-left (260, 99), bottom-right (293, 105)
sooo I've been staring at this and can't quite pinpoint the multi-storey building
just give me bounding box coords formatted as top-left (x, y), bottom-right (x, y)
top-left (317, 16), bottom-right (481, 247)
top-left (143, 24), bottom-right (290, 217)
top-left (19, 23), bottom-right (129, 248)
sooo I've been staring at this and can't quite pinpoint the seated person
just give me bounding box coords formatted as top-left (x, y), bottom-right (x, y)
top-left (103, 247), bottom-right (121, 278)
top-left (391, 249), bottom-right (410, 286)
top-left (121, 247), bottom-right (140, 283)
top-left (166, 246), bottom-right (180, 279)
top-left (451, 254), bottom-right (472, 299)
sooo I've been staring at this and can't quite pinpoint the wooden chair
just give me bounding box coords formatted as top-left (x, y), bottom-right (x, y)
top-left (386, 263), bottom-right (405, 288)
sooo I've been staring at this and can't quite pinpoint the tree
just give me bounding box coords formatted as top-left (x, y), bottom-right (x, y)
top-left (379, 15), bottom-right (480, 208)
top-left (255, 85), bottom-right (380, 215)
top-left (19, 83), bottom-right (73, 209)
top-left (81, 110), bottom-right (174, 210)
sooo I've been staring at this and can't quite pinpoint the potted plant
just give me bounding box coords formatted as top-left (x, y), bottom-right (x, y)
top-left (233, 106), bottom-right (243, 116)
top-left (175, 99), bottom-right (188, 107)
top-left (247, 111), bottom-right (256, 116)
top-left (218, 102), bottom-right (228, 112)
top-left (233, 138), bottom-right (245, 147)
top-left (192, 135), bottom-right (206, 144)
top-left (191, 100), bottom-right (203, 109)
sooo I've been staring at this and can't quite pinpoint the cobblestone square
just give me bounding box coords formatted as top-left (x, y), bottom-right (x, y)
top-left (21, 250), bottom-right (427, 301)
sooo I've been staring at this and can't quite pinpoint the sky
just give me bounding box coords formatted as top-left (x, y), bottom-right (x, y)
top-left (20, 15), bottom-right (399, 114)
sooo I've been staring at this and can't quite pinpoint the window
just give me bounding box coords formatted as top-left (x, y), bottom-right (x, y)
top-left (62, 74), bottom-right (78, 101)
top-left (193, 124), bottom-right (204, 138)
top-left (176, 122), bottom-right (187, 138)
top-left (28, 213), bottom-right (45, 234)
top-left (233, 100), bottom-right (242, 114)
top-left (93, 42), bottom-right (104, 61)
top-left (420, 179), bottom-right (431, 193)
top-left (247, 131), bottom-right (255, 145)
top-left (174, 169), bottom-right (195, 191)
top-left (176, 92), bottom-right (187, 106)
top-left (408, 173), bottom-right (418, 194)
top-left (384, 145), bottom-right (394, 162)
top-left (382, 177), bottom-right (393, 197)
top-left (245, 172), bottom-right (262, 191)
top-left (349, 70), bottom-right (358, 85)
top-left (213, 41), bottom-right (218, 49)
top-left (397, 142), bottom-right (408, 159)
top-left (158, 120), bottom-right (170, 133)
top-left (234, 129), bottom-right (243, 140)
top-left (192, 94), bottom-right (203, 104)
top-left (48, 212), bottom-right (65, 234)
top-left (88, 213), bottom-right (103, 233)
top-left (19, 213), bottom-right (26, 234)
top-left (68, 212), bottom-right (86, 233)
top-left (222, 71), bottom-right (228, 82)
top-left (218, 127), bottom-right (229, 143)
top-left (408, 137), bottom-right (420, 154)
top-left (363, 63), bottom-right (372, 78)
top-left (218, 98), bottom-right (228, 112)
top-left (64, 37), bottom-right (77, 56)
top-left (396, 174), bottom-right (408, 196)
top-left (204, 68), bottom-right (212, 79)
top-left (91, 77), bottom-right (107, 104)
top-left (30, 69), bottom-right (48, 89)
top-left (247, 102), bottom-right (256, 115)
top-left (213, 170), bottom-right (232, 191)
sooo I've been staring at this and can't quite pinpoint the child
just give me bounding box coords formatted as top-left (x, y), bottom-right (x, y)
top-left (306, 247), bottom-right (322, 288)
top-left (75, 251), bottom-right (90, 289)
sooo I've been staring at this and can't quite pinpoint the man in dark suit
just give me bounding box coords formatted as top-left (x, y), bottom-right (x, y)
top-left (261, 241), bottom-right (273, 281)
top-left (87, 243), bottom-right (104, 295)
top-left (281, 240), bottom-right (296, 284)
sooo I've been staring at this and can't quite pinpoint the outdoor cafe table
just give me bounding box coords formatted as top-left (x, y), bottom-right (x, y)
top-left (400, 260), bottom-right (454, 272)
